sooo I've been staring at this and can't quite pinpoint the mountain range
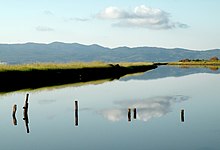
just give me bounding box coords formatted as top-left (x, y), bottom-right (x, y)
top-left (0, 42), bottom-right (220, 64)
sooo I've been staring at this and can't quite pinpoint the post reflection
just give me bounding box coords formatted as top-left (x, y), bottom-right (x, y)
top-left (128, 108), bottom-right (137, 122)
top-left (75, 101), bottom-right (79, 126)
top-left (23, 111), bottom-right (30, 133)
top-left (128, 108), bottom-right (131, 122)
top-left (181, 109), bottom-right (185, 122)
top-left (12, 104), bottom-right (17, 126)
top-left (23, 94), bottom-right (30, 133)
top-left (133, 108), bottom-right (137, 119)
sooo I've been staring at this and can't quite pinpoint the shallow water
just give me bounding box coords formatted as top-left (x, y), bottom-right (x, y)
top-left (0, 66), bottom-right (220, 150)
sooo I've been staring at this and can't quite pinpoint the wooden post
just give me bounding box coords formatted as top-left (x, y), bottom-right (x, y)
top-left (23, 94), bottom-right (29, 120)
top-left (23, 94), bottom-right (29, 111)
top-left (128, 108), bottom-right (131, 122)
top-left (23, 94), bottom-right (30, 133)
top-left (12, 104), bottom-right (17, 125)
top-left (75, 101), bottom-right (78, 126)
top-left (181, 109), bottom-right (185, 122)
top-left (133, 108), bottom-right (137, 119)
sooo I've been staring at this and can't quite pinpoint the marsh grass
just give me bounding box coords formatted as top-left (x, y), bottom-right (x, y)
top-left (0, 61), bottom-right (157, 93)
top-left (114, 62), bottom-right (154, 67)
top-left (168, 61), bottom-right (220, 71)
top-left (171, 65), bottom-right (220, 71)
top-left (0, 62), bottom-right (111, 72)
top-left (168, 61), bottom-right (220, 66)
top-left (0, 61), bottom-right (153, 72)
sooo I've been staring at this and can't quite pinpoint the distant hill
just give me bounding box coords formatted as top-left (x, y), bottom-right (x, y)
top-left (0, 42), bottom-right (220, 64)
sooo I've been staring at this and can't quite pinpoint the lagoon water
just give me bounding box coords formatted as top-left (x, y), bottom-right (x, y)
top-left (0, 66), bottom-right (220, 150)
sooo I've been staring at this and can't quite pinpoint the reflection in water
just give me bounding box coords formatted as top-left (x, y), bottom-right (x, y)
top-left (75, 101), bottom-right (79, 126)
top-left (12, 104), bottom-right (17, 126)
top-left (133, 108), bottom-right (137, 119)
top-left (100, 95), bottom-right (189, 122)
top-left (121, 66), bottom-right (220, 82)
top-left (127, 108), bottom-right (137, 122)
top-left (181, 109), bottom-right (185, 122)
top-left (23, 112), bottom-right (30, 133)
top-left (209, 66), bottom-right (219, 71)
top-left (23, 94), bottom-right (30, 133)
top-left (128, 108), bottom-right (131, 122)
top-left (38, 99), bottom-right (56, 105)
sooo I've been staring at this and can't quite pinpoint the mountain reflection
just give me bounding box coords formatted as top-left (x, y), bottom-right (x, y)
top-left (121, 66), bottom-right (220, 81)
top-left (100, 95), bottom-right (189, 122)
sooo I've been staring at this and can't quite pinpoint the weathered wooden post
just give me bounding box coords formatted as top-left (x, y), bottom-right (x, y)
top-left (75, 101), bottom-right (78, 126)
top-left (12, 104), bottom-right (17, 125)
top-left (128, 108), bottom-right (131, 122)
top-left (181, 109), bottom-right (185, 122)
top-left (23, 94), bottom-right (29, 112)
top-left (23, 94), bottom-right (30, 133)
top-left (133, 108), bottom-right (137, 119)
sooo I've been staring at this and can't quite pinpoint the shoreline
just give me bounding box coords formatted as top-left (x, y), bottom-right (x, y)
top-left (0, 62), bottom-right (157, 93)
top-left (1, 60), bottom-right (219, 93)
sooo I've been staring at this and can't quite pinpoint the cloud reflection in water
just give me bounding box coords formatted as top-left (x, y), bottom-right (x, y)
top-left (100, 95), bottom-right (189, 122)
top-left (38, 99), bottom-right (57, 105)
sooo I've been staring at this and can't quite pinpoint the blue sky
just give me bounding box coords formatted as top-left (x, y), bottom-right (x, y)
top-left (0, 0), bottom-right (219, 50)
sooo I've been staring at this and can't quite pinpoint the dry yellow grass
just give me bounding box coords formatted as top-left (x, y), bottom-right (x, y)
top-left (0, 62), bottom-right (110, 72)
top-left (168, 61), bottom-right (220, 66)
top-left (113, 62), bottom-right (154, 67)
top-left (0, 61), bottom-right (154, 72)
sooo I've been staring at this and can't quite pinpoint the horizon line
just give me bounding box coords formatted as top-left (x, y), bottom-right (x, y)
top-left (0, 41), bottom-right (219, 51)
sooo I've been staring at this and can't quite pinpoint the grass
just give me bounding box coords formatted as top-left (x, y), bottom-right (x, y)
top-left (167, 60), bottom-right (220, 71)
top-left (0, 61), bottom-right (154, 72)
top-left (168, 60), bottom-right (220, 66)
top-left (0, 61), bottom-right (157, 93)
top-left (114, 62), bottom-right (154, 67)
top-left (0, 62), bottom-right (111, 72)
top-left (171, 65), bottom-right (220, 70)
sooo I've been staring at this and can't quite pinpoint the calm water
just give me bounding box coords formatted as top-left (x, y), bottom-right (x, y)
top-left (0, 66), bottom-right (220, 150)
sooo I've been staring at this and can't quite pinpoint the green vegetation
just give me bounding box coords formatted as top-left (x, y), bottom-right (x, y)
top-left (167, 57), bottom-right (220, 71)
top-left (171, 65), bottom-right (219, 71)
top-left (0, 61), bottom-right (154, 72)
top-left (0, 62), bottom-right (110, 72)
top-left (1, 59), bottom-right (220, 94)
top-left (0, 62), bottom-right (157, 93)
top-left (114, 62), bottom-right (154, 67)
top-left (168, 61), bottom-right (220, 66)
top-left (168, 57), bottom-right (220, 66)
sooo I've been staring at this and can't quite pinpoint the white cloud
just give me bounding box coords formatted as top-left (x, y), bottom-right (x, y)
top-left (97, 6), bottom-right (128, 19)
top-left (36, 26), bottom-right (54, 32)
top-left (97, 5), bottom-right (189, 30)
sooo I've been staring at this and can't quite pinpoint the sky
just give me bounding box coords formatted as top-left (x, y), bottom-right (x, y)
top-left (0, 0), bottom-right (220, 50)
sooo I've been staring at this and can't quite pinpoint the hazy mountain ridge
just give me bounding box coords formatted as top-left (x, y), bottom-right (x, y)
top-left (0, 42), bottom-right (219, 64)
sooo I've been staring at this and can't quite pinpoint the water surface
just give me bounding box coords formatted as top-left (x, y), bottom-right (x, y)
top-left (0, 66), bottom-right (220, 150)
